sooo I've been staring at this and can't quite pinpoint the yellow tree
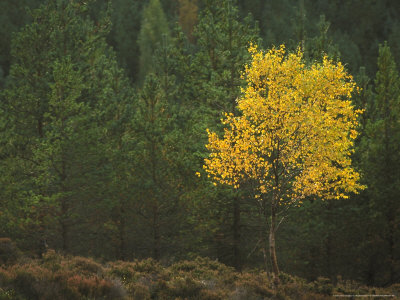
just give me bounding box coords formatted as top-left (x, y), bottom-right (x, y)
top-left (203, 45), bottom-right (364, 283)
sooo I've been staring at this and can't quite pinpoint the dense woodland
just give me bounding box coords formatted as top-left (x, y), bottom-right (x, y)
top-left (1, 0), bottom-right (400, 293)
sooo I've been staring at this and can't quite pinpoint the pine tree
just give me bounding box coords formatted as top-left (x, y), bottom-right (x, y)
top-left (192, 0), bottom-right (260, 270)
top-left (0, 0), bottom-right (43, 86)
top-left (137, 0), bottom-right (170, 82)
top-left (130, 72), bottom-right (189, 260)
top-left (363, 42), bottom-right (400, 285)
top-left (109, 0), bottom-right (145, 83)
top-left (0, 0), bottom-right (134, 256)
top-left (178, 0), bottom-right (198, 43)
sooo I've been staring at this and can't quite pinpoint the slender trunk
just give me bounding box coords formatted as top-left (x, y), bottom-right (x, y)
top-left (153, 203), bottom-right (160, 260)
top-left (233, 195), bottom-right (241, 270)
top-left (261, 226), bottom-right (271, 282)
top-left (384, 107), bottom-right (396, 284)
top-left (325, 202), bottom-right (333, 279)
top-left (269, 201), bottom-right (280, 285)
top-left (298, 0), bottom-right (306, 53)
top-left (389, 219), bottom-right (395, 284)
top-left (262, 241), bottom-right (269, 274)
top-left (60, 157), bottom-right (68, 253)
top-left (118, 204), bottom-right (126, 260)
top-left (366, 253), bottom-right (377, 286)
top-left (61, 198), bottom-right (68, 252)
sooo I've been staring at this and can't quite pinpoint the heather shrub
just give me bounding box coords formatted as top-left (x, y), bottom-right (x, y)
top-left (161, 275), bottom-right (205, 298)
top-left (198, 288), bottom-right (228, 300)
top-left (0, 267), bottom-right (13, 287)
top-left (233, 272), bottom-right (274, 299)
top-left (168, 257), bottom-right (237, 284)
top-left (62, 268), bottom-right (126, 299)
top-left (131, 282), bottom-right (151, 300)
top-left (68, 256), bottom-right (104, 276)
top-left (42, 249), bottom-right (61, 265)
top-left (67, 275), bottom-right (115, 299)
top-left (279, 282), bottom-right (334, 300)
top-left (109, 261), bottom-right (138, 283)
top-left (0, 238), bottom-right (20, 265)
top-left (278, 272), bottom-right (297, 284)
top-left (12, 264), bottom-right (67, 300)
top-left (0, 288), bottom-right (16, 300)
top-left (133, 258), bottom-right (162, 274)
top-left (108, 279), bottom-right (128, 299)
top-left (313, 277), bottom-right (333, 296)
top-left (2, 255), bottom-right (127, 300)
top-left (41, 250), bottom-right (62, 272)
top-left (334, 278), bottom-right (394, 298)
top-left (0, 253), bottom-right (397, 300)
top-left (389, 283), bottom-right (400, 298)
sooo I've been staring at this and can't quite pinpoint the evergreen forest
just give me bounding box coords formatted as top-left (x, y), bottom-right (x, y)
top-left (1, 0), bottom-right (400, 299)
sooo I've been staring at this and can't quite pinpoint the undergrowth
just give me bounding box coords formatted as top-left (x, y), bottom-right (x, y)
top-left (0, 241), bottom-right (397, 299)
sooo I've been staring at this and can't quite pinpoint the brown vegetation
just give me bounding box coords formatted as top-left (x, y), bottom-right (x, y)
top-left (0, 244), bottom-right (398, 299)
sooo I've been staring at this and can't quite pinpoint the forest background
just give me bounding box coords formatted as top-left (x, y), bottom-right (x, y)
top-left (0, 0), bottom-right (400, 288)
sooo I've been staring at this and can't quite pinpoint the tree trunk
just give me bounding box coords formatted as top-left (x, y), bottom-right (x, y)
top-left (118, 204), bottom-right (126, 260)
top-left (233, 195), bottom-right (241, 270)
top-left (153, 203), bottom-right (160, 260)
top-left (325, 202), bottom-right (333, 279)
top-left (269, 202), bottom-right (280, 285)
top-left (388, 219), bottom-right (395, 284)
top-left (61, 198), bottom-right (69, 252)
top-left (60, 157), bottom-right (69, 253)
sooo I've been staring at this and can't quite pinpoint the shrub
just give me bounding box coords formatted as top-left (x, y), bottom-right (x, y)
top-left (0, 288), bottom-right (15, 300)
top-left (0, 239), bottom-right (20, 265)
top-left (131, 282), bottom-right (151, 300)
top-left (168, 257), bottom-right (237, 284)
top-left (66, 274), bottom-right (126, 299)
top-left (67, 275), bottom-right (108, 298)
top-left (109, 261), bottom-right (137, 283)
top-left (0, 267), bottom-right (13, 287)
top-left (132, 258), bottom-right (161, 274)
top-left (199, 288), bottom-right (228, 300)
top-left (163, 275), bottom-right (204, 298)
top-left (1, 253), bottom-right (396, 300)
top-left (313, 277), bottom-right (333, 296)
top-left (13, 264), bottom-right (49, 299)
top-left (41, 249), bottom-right (62, 272)
top-left (234, 272), bottom-right (274, 299)
top-left (389, 283), bottom-right (400, 298)
top-left (68, 256), bottom-right (104, 276)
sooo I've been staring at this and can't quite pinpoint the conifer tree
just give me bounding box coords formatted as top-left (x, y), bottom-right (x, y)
top-left (130, 71), bottom-right (189, 260)
top-left (178, 0), bottom-right (198, 43)
top-left (109, 0), bottom-right (144, 83)
top-left (137, 0), bottom-right (170, 82)
top-left (192, 0), bottom-right (260, 270)
top-left (0, 0), bottom-right (133, 255)
top-left (363, 42), bottom-right (400, 284)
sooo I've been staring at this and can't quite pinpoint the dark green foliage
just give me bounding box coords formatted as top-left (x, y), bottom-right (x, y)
top-left (189, 0), bottom-right (261, 270)
top-left (131, 74), bottom-right (178, 259)
top-left (0, 0), bottom-right (134, 257)
top-left (360, 43), bottom-right (400, 285)
top-left (109, 0), bottom-right (145, 83)
top-left (0, 0), bottom-right (43, 85)
top-left (193, 0), bottom-right (260, 115)
top-left (137, 0), bottom-right (170, 82)
top-left (0, 238), bottom-right (20, 265)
